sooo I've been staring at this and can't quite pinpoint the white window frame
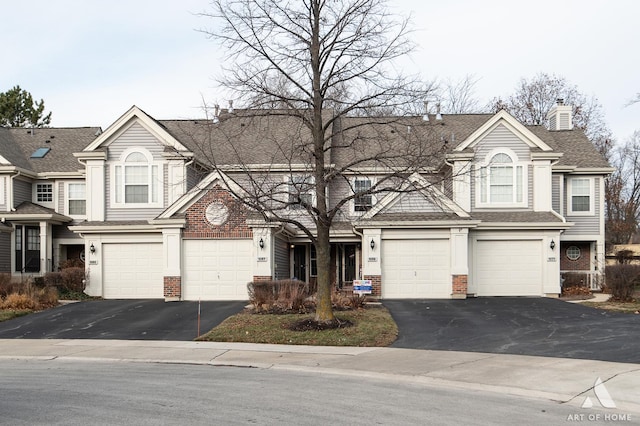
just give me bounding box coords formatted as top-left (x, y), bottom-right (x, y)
top-left (0, 176), bottom-right (5, 205)
top-left (66, 182), bottom-right (87, 217)
top-left (568, 177), bottom-right (594, 216)
top-left (285, 175), bottom-right (315, 210)
top-left (475, 149), bottom-right (528, 208)
top-left (111, 147), bottom-right (163, 208)
top-left (352, 177), bottom-right (375, 213)
top-left (34, 182), bottom-right (54, 206)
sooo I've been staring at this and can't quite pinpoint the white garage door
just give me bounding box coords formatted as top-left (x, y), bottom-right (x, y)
top-left (382, 239), bottom-right (451, 298)
top-left (103, 243), bottom-right (163, 299)
top-left (183, 239), bottom-right (252, 301)
top-left (475, 240), bottom-right (542, 296)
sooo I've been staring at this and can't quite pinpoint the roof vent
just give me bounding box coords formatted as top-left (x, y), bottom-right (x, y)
top-left (228, 100), bottom-right (234, 113)
top-left (546, 98), bottom-right (572, 131)
top-left (212, 104), bottom-right (220, 124)
top-left (435, 103), bottom-right (442, 121)
top-left (422, 101), bottom-right (429, 122)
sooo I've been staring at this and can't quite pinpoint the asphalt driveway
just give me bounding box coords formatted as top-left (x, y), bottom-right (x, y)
top-left (384, 297), bottom-right (640, 363)
top-left (0, 300), bottom-right (245, 341)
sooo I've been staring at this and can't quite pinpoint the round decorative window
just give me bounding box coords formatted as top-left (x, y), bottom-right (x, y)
top-left (566, 246), bottom-right (581, 261)
top-left (205, 201), bottom-right (229, 226)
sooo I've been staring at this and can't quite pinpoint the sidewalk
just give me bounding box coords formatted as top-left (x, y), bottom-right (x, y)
top-left (1, 339), bottom-right (639, 413)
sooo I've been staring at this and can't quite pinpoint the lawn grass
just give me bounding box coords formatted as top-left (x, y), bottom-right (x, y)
top-left (197, 305), bottom-right (398, 346)
top-left (0, 309), bottom-right (32, 322)
top-left (581, 300), bottom-right (640, 314)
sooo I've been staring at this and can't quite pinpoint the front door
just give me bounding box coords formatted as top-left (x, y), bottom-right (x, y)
top-left (293, 245), bottom-right (306, 281)
top-left (15, 225), bottom-right (40, 273)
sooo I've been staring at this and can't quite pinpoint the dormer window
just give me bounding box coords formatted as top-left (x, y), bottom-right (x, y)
top-left (112, 148), bottom-right (162, 207)
top-left (477, 150), bottom-right (527, 208)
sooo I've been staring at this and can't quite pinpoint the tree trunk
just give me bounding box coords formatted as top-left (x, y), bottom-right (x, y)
top-left (314, 221), bottom-right (335, 323)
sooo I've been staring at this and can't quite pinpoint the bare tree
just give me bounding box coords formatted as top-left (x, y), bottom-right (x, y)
top-left (437, 75), bottom-right (482, 114)
top-left (606, 131), bottom-right (640, 244)
top-left (488, 72), bottom-right (613, 158)
top-left (196, 0), bottom-right (439, 323)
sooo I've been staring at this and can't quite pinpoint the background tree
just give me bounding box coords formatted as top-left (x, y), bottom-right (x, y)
top-left (0, 85), bottom-right (52, 127)
top-left (437, 74), bottom-right (482, 114)
top-left (488, 73), bottom-right (613, 158)
top-left (199, 0), bottom-right (436, 323)
top-left (606, 131), bottom-right (640, 244)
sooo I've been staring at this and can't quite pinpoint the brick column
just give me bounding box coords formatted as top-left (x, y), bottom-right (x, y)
top-left (164, 276), bottom-right (181, 301)
top-left (452, 274), bottom-right (467, 299)
top-left (364, 275), bottom-right (382, 297)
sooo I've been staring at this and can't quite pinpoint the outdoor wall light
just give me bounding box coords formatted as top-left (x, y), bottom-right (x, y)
top-left (90, 243), bottom-right (96, 254)
top-left (370, 239), bottom-right (375, 250)
top-left (259, 238), bottom-right (265, 249)
top-left (550, 240), bottom-right (556, 251)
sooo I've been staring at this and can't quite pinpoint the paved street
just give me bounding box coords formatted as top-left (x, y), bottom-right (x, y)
top-left (384, 297), bottom-right (640, 363)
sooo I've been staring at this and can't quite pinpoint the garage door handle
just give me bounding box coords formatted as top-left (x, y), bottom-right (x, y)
top-left (414, 271), bottom-right (416, 277)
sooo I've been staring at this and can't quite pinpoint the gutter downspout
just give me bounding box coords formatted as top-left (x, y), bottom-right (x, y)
top-left (9, 170), bottom-right (21, 211)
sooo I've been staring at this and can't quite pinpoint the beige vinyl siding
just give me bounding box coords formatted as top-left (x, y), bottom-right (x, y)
top-left (385, 190), bottom-right (444, 213)
top-left (473, 124), bottom-right (532, 161)
top-left (13, 179), bottom-right (31, 206)
top-left (552, 174), bottom-right (562, 214)
top-left (563, 177), bottom-right (601, 235)
top-left (0, 177), bottom-right (7, 211)
top-left (57, 181), bottom-right (65, 213)
top-left (274, 236), bottom-right (290, 280)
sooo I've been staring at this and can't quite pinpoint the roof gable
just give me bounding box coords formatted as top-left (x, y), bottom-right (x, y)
top-left (361, 173), bottom-right (469, 220)
top-left (83, 105), bottom-right (189, 153)
top-left (454, 110), bottom-right (552, 153)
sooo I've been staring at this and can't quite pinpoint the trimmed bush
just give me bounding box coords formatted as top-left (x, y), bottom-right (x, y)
top-left (605, 264), bottom-right (640, 302)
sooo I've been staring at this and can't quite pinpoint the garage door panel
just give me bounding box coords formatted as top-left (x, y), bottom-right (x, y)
top-left (103, 243), bottom-right (163, 299)
top-left (382, 239), bottom-right (451, 299)
top-left (476, 240), bottom-right (542, 296)
top-left (183, 240), bottom-right (252, 301)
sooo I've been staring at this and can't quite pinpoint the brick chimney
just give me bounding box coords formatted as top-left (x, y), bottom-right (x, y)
top-left (546, 98), bottom-right (573, 131)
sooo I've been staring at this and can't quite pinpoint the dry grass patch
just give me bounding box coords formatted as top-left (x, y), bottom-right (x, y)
top-left (197, 305), bottom-right (397, 347)
top-left (581, 300), bottom-right (640, 314)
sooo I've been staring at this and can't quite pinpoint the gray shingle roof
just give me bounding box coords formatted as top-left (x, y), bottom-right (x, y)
top-left (0, 127), bottom-right (100, 173)
top-left (471, 211), bottom-right (564, 223)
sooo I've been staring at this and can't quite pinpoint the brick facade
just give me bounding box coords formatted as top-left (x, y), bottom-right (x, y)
top-left (364, 275), bottom-right (382, 297)
top-left (164, 276), bottom-right (181, 299)
top-left (452, 274), bottom-right (468, 299)
top-left (252, 275), bottom-right (272, 282)
top-left (183, 185), bottom-right (253, 239)
top-left (560, 242), bottom-right (591, 271)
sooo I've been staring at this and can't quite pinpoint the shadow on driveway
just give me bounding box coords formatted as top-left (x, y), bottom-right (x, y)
top-left (0, 299), bottom-right (246, 341)
top-left (384, 297), bottom-right (640, 364)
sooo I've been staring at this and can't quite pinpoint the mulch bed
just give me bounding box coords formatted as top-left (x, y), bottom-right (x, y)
top-left (288, 317), bottom-right (354, 331)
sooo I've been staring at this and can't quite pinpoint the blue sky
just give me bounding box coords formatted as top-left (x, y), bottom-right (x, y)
top-left (2, 0), bottom-right (638, 143)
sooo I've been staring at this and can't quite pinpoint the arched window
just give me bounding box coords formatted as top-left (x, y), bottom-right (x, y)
top-left (478, 151), bottom-right (526, 206)
top-left (113, 148), bottom-right (160, 206)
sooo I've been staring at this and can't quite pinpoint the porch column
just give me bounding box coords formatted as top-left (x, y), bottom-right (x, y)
top-left (39, 221), bottom-right (51, 273)
top-left (362, 229), bottom-right (382, 296)
top-left (450, 228), bottom-right (469, 299)
top-left (252, 228), bottom-right (272, 282)
top-left (163, 228), bottom-right (182, 301)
